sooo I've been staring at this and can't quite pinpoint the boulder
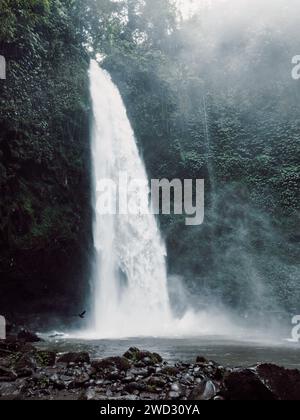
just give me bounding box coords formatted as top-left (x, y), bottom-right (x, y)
top-left (161, 366), bottom-right (180, 376)
top-left (17, 329), bottom-right (42, 343)
top-left (72, 373), bottom-right (90, 388)
top-left (224, 369), bottom-right (276, 400)
top-left (224, 364), bottom-right (300, 401)
top-left (92, 357), bottom-right (131, 373)
top-left (124, 382), bottom-right (148, 393)
top-left (0, 366), bottom-right (17, 382)
top-left (256, 363), bottom-right (300, 401)
top-left (196, 356), bottom-right (209, 365)
top-left (0, 382), bottom-right (21, 400)
top-left (14, 354), bottom-right (36, 378)
top-left (189, 380), bottom-right (217, 400)
top-left (0, 337), bottom-right (21, 353)
top-left (123, 347), bottom-right (162, 365)
top-left (57, 352), bottom-right (90, 365)
top-left (146, 376), bottom-right (167, 388)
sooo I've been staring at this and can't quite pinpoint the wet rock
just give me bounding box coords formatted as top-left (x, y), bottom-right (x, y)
top-left (17, 329), bottom-right (42, 343)
top-left (189, 380), bottom-right (217, 400)
top-left (214, 395), bottom-right (225, 401)
top-left (0, 358), bottom-right (12, 369)
top-left (161, 366), bottom-right (180, 377)
top-left (0, 338), bottom-right (21, 353)
top-left (129, 367), bottom-right (149, 378)
top-left (256, 363), bottom-right (300, 401)
top-left (0, 366), bottom-right (17, 382)
top-left (124, 347), bottom-right (162, 365)
top-left (19, 343), bottom-right (37, 355)
top-left (0, 382), bottom-right (21, 400)
top-left (86, 388), bottom-right (96, 400)
top-left (146, 376), bottom-right (167, 388)
top-left (170, 383), bottom-right (181, 392)
top-left (73, 373), bottom-right (90, 388)
top-left (92, 357), bottom-right (131, 374)
top-left (224, 369), bottom-right (276, 400)
top-left (123, 375), bottom-right (135, 383)
top-left (139, 392), bottom-right (159, 400)
top-left (169, 391), bottom-right (180, 399)
top-left (0, 349), bottom-right (12, 358)
top-left (0, 343), bottom-right (299, 401)
top-left (57, 352), bottom-right (90, 365)
top-left (196, 356), bottom-right (209, 365)
top-left (124, 382), bottom-right (148, 394)
top-left (14, 354), bottom-right (36, 378)
top-left (182, 373), bottom-right (194, 384)
top-left (114, 394), bottom-right (139, 401)
top-left (213, 367), bottom-right (226, 381)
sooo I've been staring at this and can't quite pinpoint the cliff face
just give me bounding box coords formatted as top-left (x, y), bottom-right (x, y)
top-left (0, 1), bottom-right (92, 321)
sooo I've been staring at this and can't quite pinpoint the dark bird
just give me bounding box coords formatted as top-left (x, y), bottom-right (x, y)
top-left (79, 311), bottom-right (86, 319)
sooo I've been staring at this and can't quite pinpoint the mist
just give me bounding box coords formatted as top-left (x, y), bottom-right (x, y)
top-left (149, 0), bottom-right (300, 330)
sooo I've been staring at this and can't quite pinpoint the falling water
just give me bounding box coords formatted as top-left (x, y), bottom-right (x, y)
top-left (85, 60), bottom-right (249, 340)
top-left (89, 60), bottom-right (172, 338)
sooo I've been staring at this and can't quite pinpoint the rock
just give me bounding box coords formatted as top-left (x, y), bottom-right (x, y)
top-left (107, 370), bottom-right (123, 381)
top-left (14, 354), bottom-right (36, 378)
top-left (57, 352), bottom-right (90, 365)
top-left (196, 356), bottom-right (209, 365)
top-left (0, 338), bottom-right (21, 353)
top-left (224, 369), bottom-right (276, 400)
top-left (189, 380), bottom-right (217, 400)
top-left (169, 391), bottom-right (180, 399)
top-left (0, 348), bottom-right (12, 358)
top-left (182, 373), bottom-right (194, 384)
top-left (256, 363), bottom-right (300, 401)
top-left (35, 351), bottom-right (56, 367)
top-left (0, 366), bottom-right (17, 382)
top-left (161, 366), bottom-right (180, 376)
top-left (93, 356), bottom-right (131, 372)
top-left (170, 383), bottom-right (181, 393)
top-left (214, 395), bottom-right (225, 401)
top-left (19, 343), bottom-right (37, 354)
top-left (213, 367), bottom-right (226, 381)
top-left (124, 382), bottom-right (148, 394)
top-left (114, 394), bottom-right (139, 401)
top-left (1, 343), bottom-right (299, 401)
top-left (86, 388), bottom-right (96, 400)
top-left (17, 329), bottom-right (42, 343)
top-left (123, 375), bottom-right (135, 383)
top-left (73, 373), bottom-right (90, 388)
top-left (123, 348), bottom-right (162, 365)
top-left (146, 376), bottom-right (167, 388)
top-left (0, 382), bottom-right (21, 400)
top-left (129, 367), bottom-right (149, 378)
top-left (0, 340), bottom-right (17, 358)
top-left (139, 392), bottom-right (159, 400)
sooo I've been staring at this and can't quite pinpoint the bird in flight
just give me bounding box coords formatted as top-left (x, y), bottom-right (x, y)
top-left (79, 311), bottom-right (86, 319)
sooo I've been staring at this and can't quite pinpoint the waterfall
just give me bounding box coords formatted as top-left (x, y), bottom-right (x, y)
top-left (89, 60), bottom-right (172, 338)
top-left (84, 59), bottom-right (242, 340)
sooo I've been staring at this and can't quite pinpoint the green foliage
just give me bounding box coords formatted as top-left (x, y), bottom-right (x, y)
top-left (0, 0), bottom-right (91, 313)
top-left (90, 0), bottom-right (299, 314)
top-left (0, 0), bottom-right (299, 315)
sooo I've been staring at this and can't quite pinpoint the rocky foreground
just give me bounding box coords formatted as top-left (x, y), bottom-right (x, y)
top-left (1, 331), bottom-right (300, 400)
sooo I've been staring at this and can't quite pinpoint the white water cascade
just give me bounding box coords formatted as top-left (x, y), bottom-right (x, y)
top-left (84, 60), bottom-right (243, 340)
top-left (89, 60), bottom-right (173, 338)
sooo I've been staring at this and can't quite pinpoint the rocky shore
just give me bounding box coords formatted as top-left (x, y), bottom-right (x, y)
top-left (1, 331), bottom-right (300, 400)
